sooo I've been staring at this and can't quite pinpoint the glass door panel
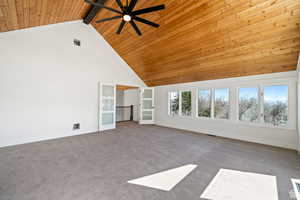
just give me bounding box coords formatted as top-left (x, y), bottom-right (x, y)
top-left (140, 88), bottom-right (154, 124)
top-left (99, 83), bottom-right (116, 131)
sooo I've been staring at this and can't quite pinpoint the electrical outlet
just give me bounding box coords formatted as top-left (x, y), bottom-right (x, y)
top-left (73, 123), bottom-right (80, 130)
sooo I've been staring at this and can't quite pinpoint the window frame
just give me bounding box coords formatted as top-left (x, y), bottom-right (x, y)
top-left (168, 91), bottom-right (179, 116)
top-left (213, 88), bottom-right (231, 120)
top-left (236, 81), bottom-right (292, 129)
top-left (236, 86), bottom-right (261, 124)
top-left (196, 88), bottom-right (230, 121)
top-left (196, 88), bottom-right (212, 119)
top-left (261, 83), bottom-right (290, 128)
top-left (168, 80), bottom-right (295, 130)
top-left (179, 90), bottom-right (192, 117)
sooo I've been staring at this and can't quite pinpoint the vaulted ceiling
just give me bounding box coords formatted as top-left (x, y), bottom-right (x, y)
top-left (0, 0), bottom-right (90, 31)
top-left (1, 0), bottom-right (300, 86)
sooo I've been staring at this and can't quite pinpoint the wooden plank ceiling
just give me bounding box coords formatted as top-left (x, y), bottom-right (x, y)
top-left (0, 0), bottom-right (91, 32)
top-left (116, 84), bottom-right (138, 90)
top-left (1, 0), bottom-right (300, 86)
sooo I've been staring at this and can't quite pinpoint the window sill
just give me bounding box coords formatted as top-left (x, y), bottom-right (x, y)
top-left (235, 120), bottom-right (295, 130)
top-left (168, 114), bottom-right (193, 119)
top-left (196, 116), bottom-right (230, 122)
top-left (168, 115), bottom-right (295, 130)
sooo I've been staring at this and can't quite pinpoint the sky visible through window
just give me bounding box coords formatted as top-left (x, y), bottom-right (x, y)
top-left (239, 86), bottom-right (288, 103)
top-left (264, 85), bottom-right (288, 103)
top-left (215, 88), bottom-right (229, 101)
top-left (239, 87), bottom-right (258, 99)
top-left (170, 92), bottom-right (178, 99)
top-left (199, 90), bottom-right (210, 99)
top-left (264, 85), bottom-right (288, 126)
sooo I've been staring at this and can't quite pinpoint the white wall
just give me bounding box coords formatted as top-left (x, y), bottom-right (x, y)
top-left (0, 21), bottom-right (145, 147)
top-left (155, 72), bottom-right (298, 150)
top-left (116, 91), bottom-right (124, 106)
top-left (124, 89), bottom-right (139, 121)
top-left (298, 71), bottom-right (300, 152)
top-left (297, 54), bottom-right (300, 153)
top-left (116, 90), bottom-right (124, 122)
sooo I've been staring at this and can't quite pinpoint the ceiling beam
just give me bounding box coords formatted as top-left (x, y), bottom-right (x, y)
top-left (83, 0), bottom-right (109, 24)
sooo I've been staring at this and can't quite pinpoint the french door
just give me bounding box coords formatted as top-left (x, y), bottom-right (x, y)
top-left (139, 88), bottom-right (155, 124)
top-left (99, 83), bottom-right (116, 131)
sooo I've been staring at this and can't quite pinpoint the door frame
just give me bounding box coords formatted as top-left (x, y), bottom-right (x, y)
top-left (139, 87), bottom-right (155, 124)
top-left (98, 82), bottom-right (116, 132)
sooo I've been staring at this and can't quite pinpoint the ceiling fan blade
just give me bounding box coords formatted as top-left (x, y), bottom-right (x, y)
top-left (132, 4), bottom-right (165, 15)
top-left (116, 20), bottom-right (126, 34)
top-left (85, 0), bottom-right (123, 14)
top-left (128, 0), bottom-right (138, 11)
top-left (96, 15), bottom-right (122, 23)
top-left (133, 16), bottom-right (159, 28)
top-left (115, 0), bottom-right (124, 11)
top-left (130, 20), bottom-right (142, 36)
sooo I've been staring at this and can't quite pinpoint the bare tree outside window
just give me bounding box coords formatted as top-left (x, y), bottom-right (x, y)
top-left (169, 92), bottom-right (179, 116)
top-left (214, 88), bottom-right (229, 119)
top-left (264, 85), bottom-right (288, 126)
top-left (181, 91), bottom-right (192, 116)
top-left (198, 90), bottom-right (211, 117)
top-left (239, 87), bottom-right (259, 122)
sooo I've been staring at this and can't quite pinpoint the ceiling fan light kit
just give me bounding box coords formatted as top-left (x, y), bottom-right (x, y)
top-left (85, 0), bottom-right (165, 36)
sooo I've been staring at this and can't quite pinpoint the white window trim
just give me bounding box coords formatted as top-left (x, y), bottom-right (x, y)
top-left (236, 81), bottom-right (293, 129)
top-left (179, 90), bottom-right (192, 117)
top-left (260, 82), bottom-right (291, 129)
top-left (196, 88), bottom-right (212, 119)
top-left (236, 86), bottom-right (260, 124)
top-left (168, 91), bottom-right (179, 116)
top-left (213, 88), bottom-right (231, 120)
top-left (196, 88), bottom-right (230, 121)
top-left (168, 80), bottom-right (295, 130)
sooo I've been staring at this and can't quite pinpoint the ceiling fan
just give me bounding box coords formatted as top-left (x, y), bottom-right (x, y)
top-left (85, 0), bottom-right (165, 36)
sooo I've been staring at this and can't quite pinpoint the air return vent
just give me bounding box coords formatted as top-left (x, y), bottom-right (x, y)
top-left (73, 39), bottom-right (81, 46)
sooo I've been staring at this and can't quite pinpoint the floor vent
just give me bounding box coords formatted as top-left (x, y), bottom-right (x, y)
top-left (207, 134), bottom-right (216, 137)
top-left (291, 179), bottom-right (300, 200)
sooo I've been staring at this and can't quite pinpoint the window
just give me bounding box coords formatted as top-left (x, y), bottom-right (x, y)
top-left (214, 88), bottom-right (230, 119)
top-left (169, 92), bottom-right (179, 116)
top-left (181, 91), bottom-right (192, 116)
top-left (238, 85), bottom-right (289, 127)
top-left (167, 83), bottom-right (291, 129)
top-left (263, 85), bottom-right (288, 126)
top-left (198, 90), bottom-right (211, 117)
top-left (238, 87), bottom-right (259, 122)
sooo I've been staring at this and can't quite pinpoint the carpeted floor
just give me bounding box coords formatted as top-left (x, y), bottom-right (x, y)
top-left (0, 122), bottom-right (299, 200)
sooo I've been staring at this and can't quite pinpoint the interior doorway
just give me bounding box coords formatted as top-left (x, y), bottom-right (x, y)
top-left (116, 85), bottom-right (139, 124)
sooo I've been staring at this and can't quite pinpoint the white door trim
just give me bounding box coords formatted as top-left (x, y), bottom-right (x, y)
top-left (139, 87), bottom-right (155, 124)
top-left (99, 83), bottom-right (116, 131)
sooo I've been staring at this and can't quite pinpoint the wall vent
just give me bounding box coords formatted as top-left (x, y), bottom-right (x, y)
top-left (73, 123), bottom-right (80, 130)
top-left (73, 39), bottom-right (81, 46)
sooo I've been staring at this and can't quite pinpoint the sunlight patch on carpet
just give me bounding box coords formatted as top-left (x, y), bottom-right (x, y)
top-left (200, 169), bottom-right (278, 200)
top-left (127, 164), bottom-right (197, 191)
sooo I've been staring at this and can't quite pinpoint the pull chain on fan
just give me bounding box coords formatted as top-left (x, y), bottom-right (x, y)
top-left (85, 0), bottom-right (165, 36)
